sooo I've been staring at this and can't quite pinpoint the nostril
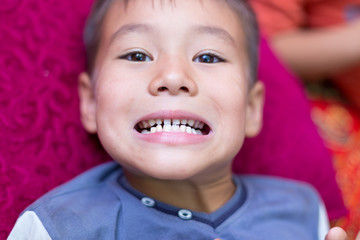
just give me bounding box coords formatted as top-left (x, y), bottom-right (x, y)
top-left (180, 86), bottom-right (189, 92)
top-left (158, 86), bottom-right (168, 92)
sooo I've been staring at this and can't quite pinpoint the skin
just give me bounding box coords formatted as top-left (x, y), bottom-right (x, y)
top-left (326, 227), bottom-right (360, 240)
top-left (79, 0), bottom-right (264, 213)
top-left (270, 18), bottom-right (360, 81)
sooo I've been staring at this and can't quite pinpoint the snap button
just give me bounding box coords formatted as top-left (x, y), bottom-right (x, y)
top-left (178, 209), bottom-right (192, 220)
top-left (141, 197), bottom-right (155, 207)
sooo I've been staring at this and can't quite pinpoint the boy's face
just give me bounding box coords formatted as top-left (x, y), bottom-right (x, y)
top-left (79, 0), bottom-right (264, 181)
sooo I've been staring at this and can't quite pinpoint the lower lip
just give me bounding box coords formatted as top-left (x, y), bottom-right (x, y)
top-left (135, 131), bottom-right (211, 145)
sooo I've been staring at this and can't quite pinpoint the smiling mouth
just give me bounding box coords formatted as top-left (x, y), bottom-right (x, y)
top-left (135, 119), bottom-right (211, 135)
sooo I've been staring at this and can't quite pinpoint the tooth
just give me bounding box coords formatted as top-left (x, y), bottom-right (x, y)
top-left (194, 121), bottom-right (200, 128)
top-left (141, 129), bottom-right (150, 134)
top-left (180, 125), bottom-right (186, 132)
top-left (191, 128), bottom-right (197, 134)
top-left (156, 119), bottom-right (162, 125)
top-left (139, 122), bottom-right (144, 128)
top-left (196, 130), bottom-right (202, 135)
top-left (164, 119), bottom-right (171, 125)
top-left (142, 121), bottom-right (150, 128)
top-left (199, 122), bottom-right (204, 129)
top-left (181, 119), bottom-right (187, 125)
top-left (163, 125), bottom-right (172, 132)
top-left (188, 120), bottom-right (195, 127)
top-left (172, 125), bottom-right (180, 132)
top-left (172, 119), bottom-right (180, 125)
top-left (150, 127), bottom-right (156, 133)
top-left (149, 119), bottom-right (156, 127)
top-left (186, 126), bottom-right (192, 134)
top-left (156, 125), bottom-right (162, 132)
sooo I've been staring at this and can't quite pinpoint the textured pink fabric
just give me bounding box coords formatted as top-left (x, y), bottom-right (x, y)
top-left (0, 0), bottom-right (346, 237)
top-left (0, 0), bottom-right (110, 238)
top-left (233, 37), bottom-right (347, 220)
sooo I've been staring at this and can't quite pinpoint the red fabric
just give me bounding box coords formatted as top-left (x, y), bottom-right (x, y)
top-left (0, 0), bottom-right (346, 237)
top-left (311, 98), bottom-right (360, 238)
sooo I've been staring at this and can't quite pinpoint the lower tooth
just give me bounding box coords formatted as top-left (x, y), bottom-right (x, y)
top-left (164, 125), bottom-right (172, 132)
top-left (180, 125), bottom-right (186, 132)
top-left (172, 125), bottom-right (180, 132)
top-left (186, 126), bottom-right (192, 134)
top-left (141, 129), bottom-right (150, 134)
top-left (191, 128), bottom-right (197, 134)
top-left (150, 127), bottom-right (156, 133)
top-left (156, 125), bottom-right (162, 132)
top-left (196, 130), bottom-right (202, 135)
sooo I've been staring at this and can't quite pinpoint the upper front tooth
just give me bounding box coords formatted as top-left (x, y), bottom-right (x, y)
top-left (149, 119), bottom-right (156, 127)
top-left (172, 119), bottom-right (180, 125)
top-left (188, 120), bottom-right (195, 127)
top-left (156, 119), bottom-right (162, 125)
top-left (164, 119), bottom-right (171, 125)
top-left (181, 119), bottom-right (187, 125)
top-left (142, 121), bottom-right (150, 128)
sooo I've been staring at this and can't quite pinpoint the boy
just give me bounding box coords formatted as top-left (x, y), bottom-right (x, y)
top-left (9, 0), bottom-right (333, 239)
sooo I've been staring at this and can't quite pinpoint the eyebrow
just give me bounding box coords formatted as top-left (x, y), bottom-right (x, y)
top-left (109, 23), bottom-right (236, 46)
top-left (191, 25), bottom-right (236, 46)
top-left (109, 23), bottom-right (154, 44)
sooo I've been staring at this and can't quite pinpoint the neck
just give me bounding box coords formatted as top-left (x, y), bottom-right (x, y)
top-left (124, 169), bottom-right (236, 213)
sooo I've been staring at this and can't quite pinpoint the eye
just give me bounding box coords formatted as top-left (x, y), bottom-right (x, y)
top-left (193, 53), bottom-right (225, 64)
top-left (119, 51), bottom-right (152, 62)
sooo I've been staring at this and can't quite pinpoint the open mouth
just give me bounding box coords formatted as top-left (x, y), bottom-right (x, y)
top-left (135, 119), bottom-right (211, 135)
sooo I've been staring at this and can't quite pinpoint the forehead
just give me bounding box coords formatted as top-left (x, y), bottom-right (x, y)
top-left (100, 0), bottom-right (245, 47)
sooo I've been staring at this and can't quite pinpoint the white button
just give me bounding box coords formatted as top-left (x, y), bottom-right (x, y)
top-left (141, 197), bottom-right (155, 207)
top-left (178, 209), bottom-right (192, 220)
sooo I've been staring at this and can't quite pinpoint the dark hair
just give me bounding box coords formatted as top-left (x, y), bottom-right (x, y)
top-left (83, 0), bottom-right (259, 83)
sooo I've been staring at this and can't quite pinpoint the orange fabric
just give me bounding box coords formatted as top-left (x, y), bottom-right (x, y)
top-left (249, 0), bottom-right (360, 36)
top-left (311, 98), bottom-right (360, 240)
top-left (249, 0), bottom-right (360, 111)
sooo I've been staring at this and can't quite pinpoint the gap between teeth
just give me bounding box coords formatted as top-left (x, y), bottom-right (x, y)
top-left (139, 119), bottom-right (204, 135)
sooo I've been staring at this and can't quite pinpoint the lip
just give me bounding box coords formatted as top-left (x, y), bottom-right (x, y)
top-left (134, 110), bottom-right (213, 145)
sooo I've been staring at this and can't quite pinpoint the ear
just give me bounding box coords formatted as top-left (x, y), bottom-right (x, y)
top-left (245, 81), bottom-right (265, 137)
top-left (78, 72), bottom-right (97, 133)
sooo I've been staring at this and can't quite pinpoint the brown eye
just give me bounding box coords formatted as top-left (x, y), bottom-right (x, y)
top-left (194, 53), bottom-right (224, 63)
top-left (119, 52), bottom-right (152, 62)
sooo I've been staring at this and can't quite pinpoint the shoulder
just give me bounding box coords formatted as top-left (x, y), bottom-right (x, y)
top-left (238, 174), bottom-right (320, 201)
top-left (29, 162), bottom-right (121, 208)
top-left (235, 175), bottom-right (323, 221)
top-left (22, 162), bottom-right (124, 239)
top-left (232, 175), bottom-right (326, 238)
top-left (28, 162), bottom-right (122, 211)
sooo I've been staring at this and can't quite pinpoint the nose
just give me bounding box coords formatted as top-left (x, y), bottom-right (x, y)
top-left (148, 56), bottom-right (198, 96)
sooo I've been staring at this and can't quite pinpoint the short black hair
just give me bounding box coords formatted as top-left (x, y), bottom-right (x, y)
top-left (83, 0), bottom-right (259, 83)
